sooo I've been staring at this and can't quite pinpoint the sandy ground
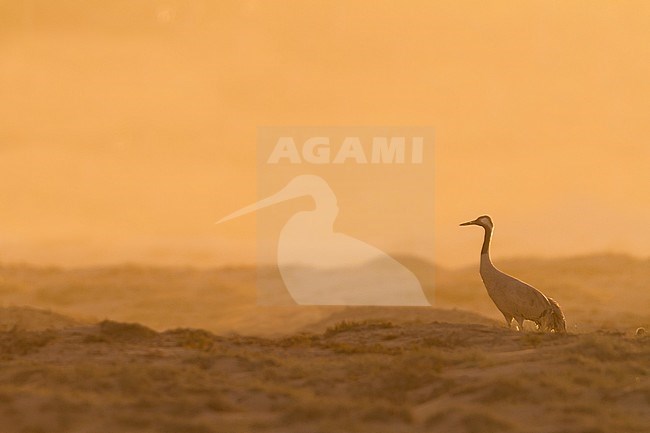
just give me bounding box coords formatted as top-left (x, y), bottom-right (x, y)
top-left (0, 316), bottom-right (648, 433)
top-left (0, 253), bottom-right (649, 432)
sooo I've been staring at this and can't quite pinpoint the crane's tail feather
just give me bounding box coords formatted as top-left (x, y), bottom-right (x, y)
top-left (547, 297), bottom-right (566, 333)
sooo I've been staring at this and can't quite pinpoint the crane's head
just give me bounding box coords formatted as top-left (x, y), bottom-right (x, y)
top-left (459, 215), bottom-right (493, 230)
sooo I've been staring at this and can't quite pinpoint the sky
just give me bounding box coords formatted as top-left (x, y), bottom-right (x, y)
top-left (0, 0), bottom-right (649, 268)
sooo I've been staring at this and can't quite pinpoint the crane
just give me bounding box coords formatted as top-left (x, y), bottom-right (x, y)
top-left (460, 215), bottom-right (565, 332)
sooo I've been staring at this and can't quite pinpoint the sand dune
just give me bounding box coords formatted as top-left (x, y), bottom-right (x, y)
top-left (1, 253), bottom-right (648, 335)
top-left (0, 314), bottom-right (648, 433)
top-left (0, 254), bottom-right (648, 432)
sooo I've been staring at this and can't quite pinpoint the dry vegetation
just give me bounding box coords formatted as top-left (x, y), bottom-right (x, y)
top-left (0, 253), bottom-right (649, 432)
top-left (0, 318), bottom-right (648, 433)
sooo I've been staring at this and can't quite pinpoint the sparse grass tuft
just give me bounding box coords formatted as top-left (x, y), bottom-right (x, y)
top-left (324, 320), bottom-right (394, 337)
top-left (323, 341), bottom-right (402, 355)
top-left (166, 328), bottom-right (217, 351)
top-left (575, 333), bottom-right (636, 362)
top-left (278, 333), bottom-right (320, 347)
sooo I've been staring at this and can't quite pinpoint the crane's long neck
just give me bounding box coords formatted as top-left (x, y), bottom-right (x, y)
top-left (479, 226), bottom-right (494, 270)
top-left (481, 226), bottom-right (492, 255)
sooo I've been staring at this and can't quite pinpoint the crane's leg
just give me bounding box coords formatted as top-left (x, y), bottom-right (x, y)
top-left (502, 313), bottom-right (514, 329)
top-left (514, 316), bottom-right (525, 331)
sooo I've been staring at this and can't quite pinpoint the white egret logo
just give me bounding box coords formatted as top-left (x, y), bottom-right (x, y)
top-left (217, 174), bottom-right (430, 306)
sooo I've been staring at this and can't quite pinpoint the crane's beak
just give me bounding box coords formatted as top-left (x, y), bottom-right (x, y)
top-left (216, 184), bottom-right (304, 224)
top-left (459, 220), bottom-right (477, 226)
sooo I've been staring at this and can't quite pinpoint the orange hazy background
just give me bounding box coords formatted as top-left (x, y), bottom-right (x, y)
top-left (1, 1), bottom-right (649, 268)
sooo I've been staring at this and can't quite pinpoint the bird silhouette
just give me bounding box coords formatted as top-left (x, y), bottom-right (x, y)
top-left (218, 175), bottom-right (430, 306)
